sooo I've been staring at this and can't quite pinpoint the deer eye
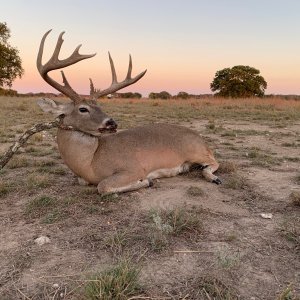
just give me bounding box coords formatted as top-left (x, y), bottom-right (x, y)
top-left (79, 107), bottom-right (89, 113)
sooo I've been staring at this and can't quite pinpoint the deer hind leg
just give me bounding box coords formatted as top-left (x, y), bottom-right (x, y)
top-left (189, 159), bottom-right (221, 184)
top-left (147, 165), bottom-right (187, 180)
top-left (97, 172), bottom-right (152, 195)
top-left (201, 161), bottom-right (221, 185)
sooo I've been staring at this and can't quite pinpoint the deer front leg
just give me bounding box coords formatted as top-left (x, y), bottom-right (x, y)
top-left (97, 172), bottom-right (152, 195)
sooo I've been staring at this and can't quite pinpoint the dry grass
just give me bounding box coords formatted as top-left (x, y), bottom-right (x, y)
top-left (217, 161), bottom-right (237, 174)
top-left (290, 191), bottom-right (300, 206)
top-left (1, 96), bottom-right (300, 299)
top-left (2, 96), bottom-right (299, 133)
top-left (277, 284), bottom-right (300, 300)
top-left (84, 260), bottom-right (141, 300)
top-left (186, 185), bottom-right (205, 197)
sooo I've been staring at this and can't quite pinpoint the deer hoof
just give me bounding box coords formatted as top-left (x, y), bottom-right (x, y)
top-left (212, 178), bottom-right (222, 185)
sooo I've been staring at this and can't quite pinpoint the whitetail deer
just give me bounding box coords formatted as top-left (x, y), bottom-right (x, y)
top-left (37, 30), bottom-right (221, 195)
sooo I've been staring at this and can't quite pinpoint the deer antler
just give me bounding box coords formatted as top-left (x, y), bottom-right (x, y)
top-left (37, 30), bottom-right (96, 103)
top-left (90, 52), bottom-right (147, 99)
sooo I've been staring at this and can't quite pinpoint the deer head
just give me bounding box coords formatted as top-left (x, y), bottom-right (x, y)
top-left (36, 30), bottom-right (146, 136)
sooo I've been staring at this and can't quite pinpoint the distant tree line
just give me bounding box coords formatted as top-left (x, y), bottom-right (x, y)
top-left (114, 92), bottom-right (142, 99)
top-left (2, 87), bottom-right (300, 101)
top-left (0, 87), bottom-right (18, 96)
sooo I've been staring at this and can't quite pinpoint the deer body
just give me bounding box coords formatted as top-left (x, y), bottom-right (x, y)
top-left (56, 123), bottom-right (219, 194)
top-left (36, 30), bottom-right (221, 195)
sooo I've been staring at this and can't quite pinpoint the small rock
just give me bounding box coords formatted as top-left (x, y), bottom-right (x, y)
top-left (34, 236), bottom-right (50, 246)
top-left (53, 283), bottom-right (59, 288)
top-left (260, 213), bottom-right (273, 219)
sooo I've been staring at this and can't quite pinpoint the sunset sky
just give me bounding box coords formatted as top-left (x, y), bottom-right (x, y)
top-left (2, 0), bottom-right (300, 96)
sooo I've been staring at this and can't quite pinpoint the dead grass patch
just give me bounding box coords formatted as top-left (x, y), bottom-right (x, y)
top-left (280, 216), bottom-right (300, 251)
top-left (216, 247), bottom-right (241, 269)
top-left (218, 161), bottom-right (237, 174)
top-left (289, 191), bottom-right (300, 206)
top-left (26, 173), bottom-right (53, 189)
top-left (7, 156), bottom-right (31, 169)
top-left (223, 174), bottom-right (248, 190)
top-left (104, 230), bottom-right (129, 256)
top-left (150, 207), bottom-right (203, 236)
top-left (186, 185), bottom-right (205, 197)
top-left (295, 174), bottom-right (300, 185)
top-left (0, 182), bottom-right (12, 198)
top-left (160, 275), bottom-right (239, 300)
top-left (277, 284), bottom-right (300, 300)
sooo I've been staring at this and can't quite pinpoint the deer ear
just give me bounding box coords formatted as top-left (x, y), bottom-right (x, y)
top-left (37, 98), bottom-right (73, 116)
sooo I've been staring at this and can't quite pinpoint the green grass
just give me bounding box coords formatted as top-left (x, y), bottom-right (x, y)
top-left (284, 156), bottom-right (300, 162)
top-left (42, 209), bottom-right (63, 224)
top-left (217, 247), bottom-right (241, 269)
top-left (150, 207), bottom-right (203, 236)
top-left (104, 230), bottom-right (129, 255)
top-left (25, 195), bottom-right (57, 218)
top-left (146, 207), bottom-right (203, 251)
top-left (84, 260), bottom-right (141, 300)
top-left (246, 147), bottom-right (282, 167)
top-left (281, 142), bottom-right (298, 147)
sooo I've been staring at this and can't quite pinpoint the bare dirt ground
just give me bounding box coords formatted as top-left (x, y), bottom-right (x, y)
top-left (0, 97), bottom-right (299, 299)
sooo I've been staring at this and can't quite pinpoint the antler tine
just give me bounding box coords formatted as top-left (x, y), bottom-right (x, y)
top-left (89, 78), bottom-right (102, 100)
top-left (92, 53), bottom-right (147, 99)
top-left (108, 52), bottom-right (118, 84)
top-left (89, 78), bottom-right (95, 95)
top-left (126, 55), bottom-right (132, 80)
top-left (37, 30), bottom-right (96, 103)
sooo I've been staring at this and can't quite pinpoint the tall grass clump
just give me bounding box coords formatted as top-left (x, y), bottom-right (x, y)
top-left (84, 260), bottom-right (141, 300)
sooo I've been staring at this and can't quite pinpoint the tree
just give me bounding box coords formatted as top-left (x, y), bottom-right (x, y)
top-left (0, 22), bottom-right (24, 88)
top-left (149, 91), bottom-right (171, 99)
top-left (210, 65), bottom-right (267, 98)
top-left (176, 91), bottom-right (189, 99)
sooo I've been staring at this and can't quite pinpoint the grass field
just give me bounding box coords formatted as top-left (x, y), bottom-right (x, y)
top-left (0, 96), bottom-right (300, 299)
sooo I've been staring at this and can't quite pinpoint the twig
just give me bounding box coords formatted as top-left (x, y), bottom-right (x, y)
top-left (174, 250), bottom-right (212, 253)
top-left (203, 288), bottom-right (212, 300)
top-left (14, 285), bottom-right (32, 300)
top-left (65, 281), bottom-right (86, 297)
top-left (128, 296), bottom-right (171, 300)
top-left (38, 273), bottom-right (81, 279)
top-left (0, 117), bottom-right (61, 170)
top-left (0, 116), bottom-right (75, 170)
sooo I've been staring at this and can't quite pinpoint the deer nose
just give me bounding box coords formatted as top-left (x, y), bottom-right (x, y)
top-left (104, 118), bottom-right (118, 129)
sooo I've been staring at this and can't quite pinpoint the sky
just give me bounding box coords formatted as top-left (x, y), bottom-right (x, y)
top-left (1, 0), bottom-right (300, 96)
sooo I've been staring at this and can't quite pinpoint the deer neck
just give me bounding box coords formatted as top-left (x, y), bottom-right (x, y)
top-left (57, 128), bottom-right (99, 182)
